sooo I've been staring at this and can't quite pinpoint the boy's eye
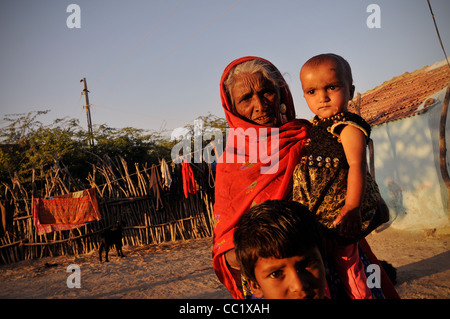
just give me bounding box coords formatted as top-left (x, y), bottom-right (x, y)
top-left (268, 270), bottom-right (283, 279)
top-left (296, 259), bottom-right (320, 273)
top-left (306, 89), bottom-right (315, 95)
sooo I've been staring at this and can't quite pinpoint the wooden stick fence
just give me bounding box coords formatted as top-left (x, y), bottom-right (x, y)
top-left (0, 156), bottom-right (216, 264)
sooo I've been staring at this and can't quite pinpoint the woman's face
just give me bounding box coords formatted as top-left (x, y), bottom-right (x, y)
top-left (231, 72), bottom-right (281, 127)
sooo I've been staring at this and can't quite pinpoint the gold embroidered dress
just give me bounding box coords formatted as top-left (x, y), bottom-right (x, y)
top-left (293, 112), bottom-right (381, 244)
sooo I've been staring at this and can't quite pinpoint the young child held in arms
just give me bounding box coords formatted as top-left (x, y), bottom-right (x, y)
top-left (233, 199), bottom-right (328, 299)
top-left (293, 53), bottom-right (386, 299)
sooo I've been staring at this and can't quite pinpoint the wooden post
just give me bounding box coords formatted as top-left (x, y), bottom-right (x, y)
top-left (80, 77), bottom-right (94, 147)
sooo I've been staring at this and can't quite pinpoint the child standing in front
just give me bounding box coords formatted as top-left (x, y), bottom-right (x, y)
top-left (293, 53), bottom-right (385, 299)
top-left (234, 200), bottom-right (328, 299)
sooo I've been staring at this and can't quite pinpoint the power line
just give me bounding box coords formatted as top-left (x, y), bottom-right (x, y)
top-left (94, 104), bottom-right (170, 128)
top-left (93, 0), bottom-right (186, 86)
top-left (96, 0), bottom-right (242, 103)
top-left (427, 0), bottom-right (450, 69)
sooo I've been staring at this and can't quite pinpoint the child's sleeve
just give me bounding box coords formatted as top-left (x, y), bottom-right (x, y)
top-left (330, 112), bottom-right (371, 143)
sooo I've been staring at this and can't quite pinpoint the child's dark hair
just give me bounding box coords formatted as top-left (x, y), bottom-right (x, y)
top-left (233, 200), bottom-right (324, 282)
top-left (304, 53), bottom-right (353, 88)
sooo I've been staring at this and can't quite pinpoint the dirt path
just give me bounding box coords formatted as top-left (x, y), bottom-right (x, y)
top-left (0, 226), bottom-right (448, 299)
top-left (366, 226), bottom-right (450, 299)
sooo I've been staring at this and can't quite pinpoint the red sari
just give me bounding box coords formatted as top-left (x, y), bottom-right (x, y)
top-left (212, 56), bottom-right (310, 298)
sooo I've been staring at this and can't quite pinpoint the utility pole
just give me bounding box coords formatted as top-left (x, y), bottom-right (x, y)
top-left (80, 77), bottom-right (94, 147)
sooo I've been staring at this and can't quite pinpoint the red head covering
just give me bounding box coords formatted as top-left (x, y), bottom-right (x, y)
top-left (212, 56), bottom-right (311, 298)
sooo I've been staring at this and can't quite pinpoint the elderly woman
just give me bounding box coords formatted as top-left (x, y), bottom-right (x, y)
top-left (212, 56), bottom-right (311, 298)
top-left (213, 56), bottom-right (399, 299)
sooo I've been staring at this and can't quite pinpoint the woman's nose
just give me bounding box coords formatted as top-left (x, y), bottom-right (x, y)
top-left (252, 95), bottom-right (268, 112)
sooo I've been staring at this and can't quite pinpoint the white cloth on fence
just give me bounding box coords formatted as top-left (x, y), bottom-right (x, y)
top-left (160, 158), bottom-right (172, 189)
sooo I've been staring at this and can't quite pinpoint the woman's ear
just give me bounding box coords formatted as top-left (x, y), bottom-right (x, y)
top-left (279, 103), bottom-right (288, 125)
top-left (249, 280), bottom-right (264, 298)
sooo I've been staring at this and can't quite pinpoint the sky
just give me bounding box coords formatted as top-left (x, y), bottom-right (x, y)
top-left (1, 0), bottom-right (450, 137)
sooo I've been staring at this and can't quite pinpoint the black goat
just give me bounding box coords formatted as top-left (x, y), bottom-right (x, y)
top-left (99, 221), bottom-right (124, 262)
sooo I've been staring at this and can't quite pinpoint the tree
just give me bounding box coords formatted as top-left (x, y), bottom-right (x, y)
top-left (0, 112), bottom-right (85, 184)
top-left (0, 110), bottom-right (50, 144)
top-left (0, 110), bottom-right (228, 199)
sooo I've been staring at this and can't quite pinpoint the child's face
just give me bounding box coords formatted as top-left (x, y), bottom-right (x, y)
top-left (249, 247), bottom-right (326, 299)
top-left (300, 59), bottom-right (354, 119)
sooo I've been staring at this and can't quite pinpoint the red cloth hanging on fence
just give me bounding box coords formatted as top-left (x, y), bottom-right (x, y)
top-left (182, 160), bottom-right (196, 198)
top-left (32, 188), bottom-right (102, 235)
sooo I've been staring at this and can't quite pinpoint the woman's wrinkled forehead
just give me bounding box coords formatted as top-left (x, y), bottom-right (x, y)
top-left (225, 60), bottom-right (281, 104)
top-left (233, 72), bottom-right (273, 91)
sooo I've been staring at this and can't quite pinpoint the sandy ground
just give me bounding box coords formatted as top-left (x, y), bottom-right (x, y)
top-left (365, 226), bottom-right (450, 299)
top-left (0, 226), bottom-right (448, 299)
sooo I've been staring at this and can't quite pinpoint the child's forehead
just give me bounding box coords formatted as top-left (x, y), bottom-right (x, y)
top-left (303, 58), bottom-right (341, 74)
top-left (256, 247), bottom-right (321, 267)
top-left (301, 59), bottom-right (350, 85)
